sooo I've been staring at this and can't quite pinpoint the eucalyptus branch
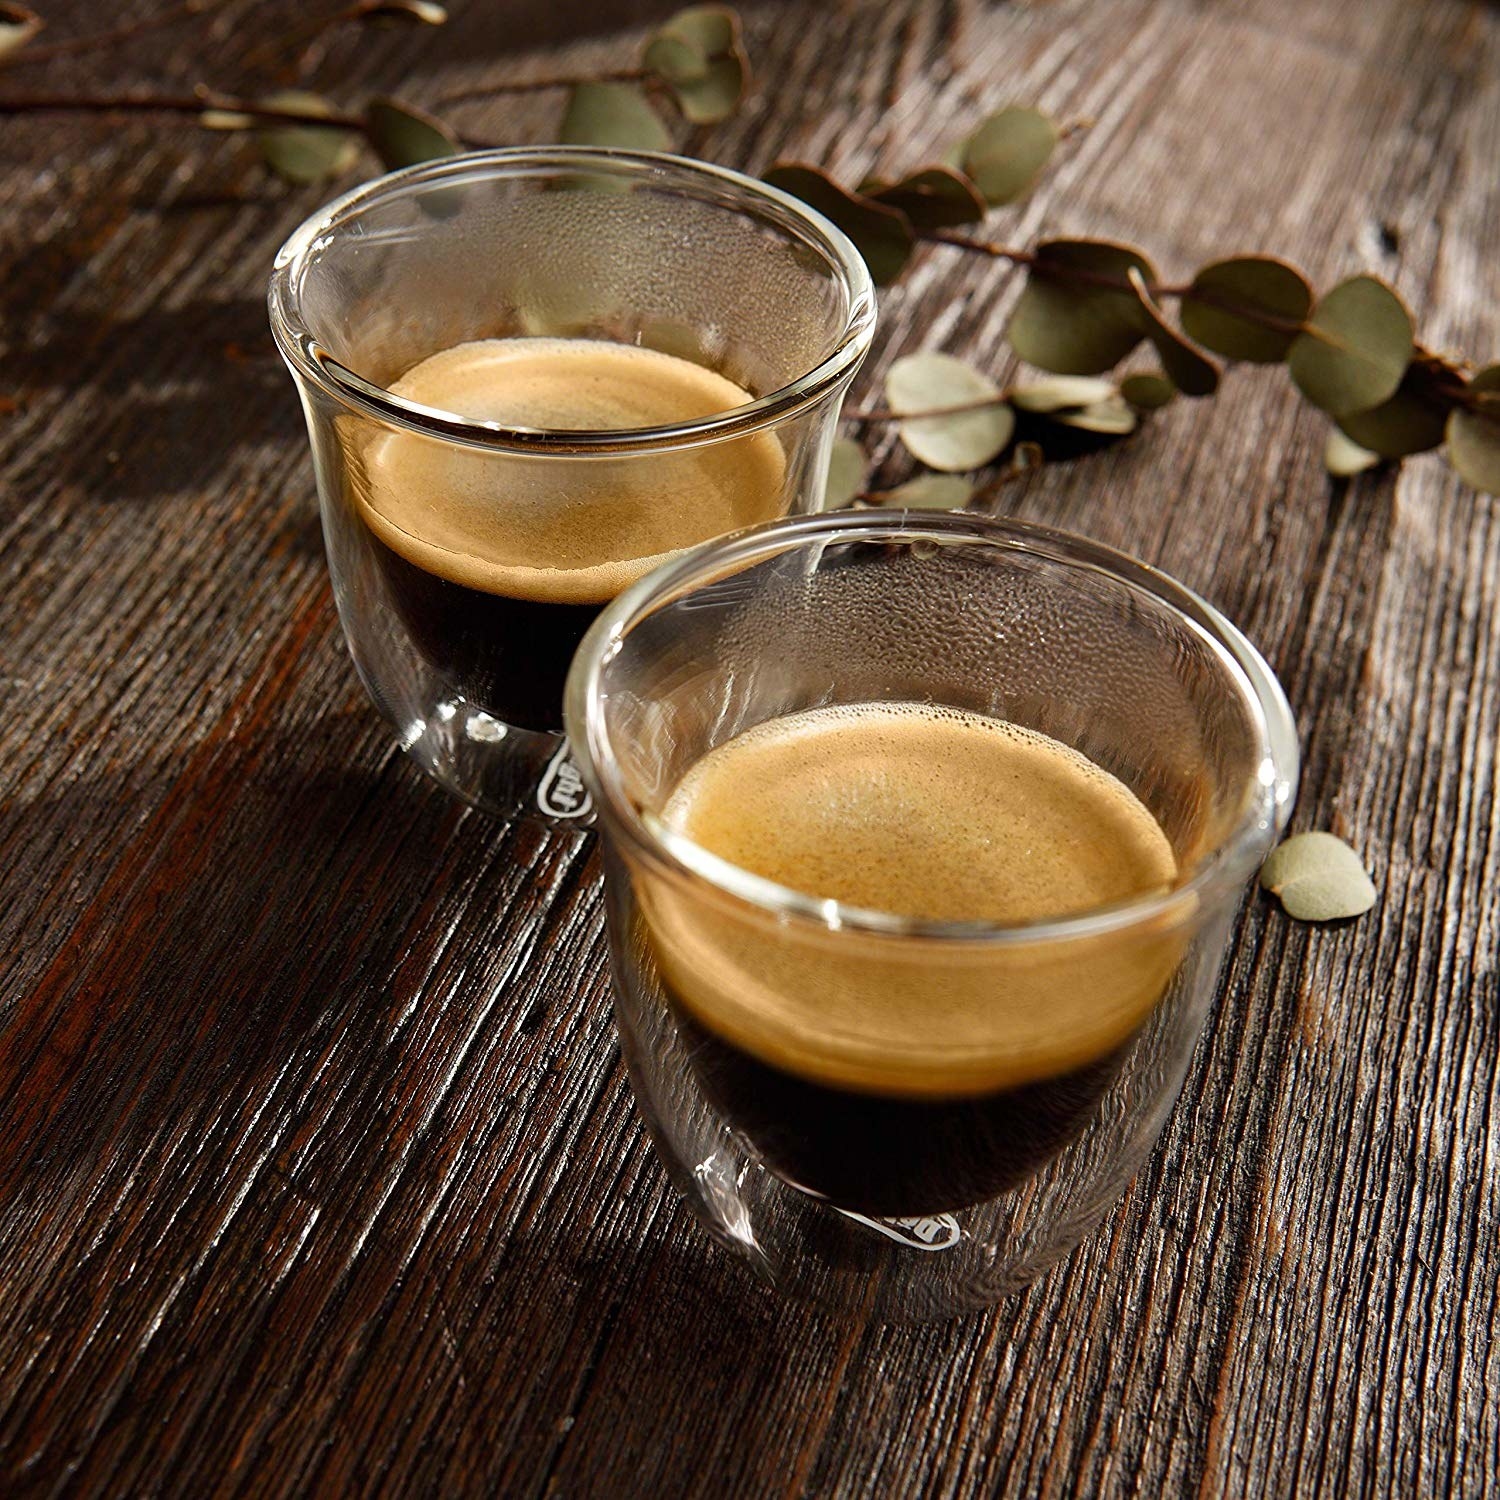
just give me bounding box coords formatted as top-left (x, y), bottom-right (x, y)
top-left (922, 229), bottom-right (1035, 264)
top-left (3, 0), bottom-right (1493, 494)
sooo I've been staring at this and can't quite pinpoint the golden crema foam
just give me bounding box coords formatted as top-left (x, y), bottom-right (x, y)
top-left (349, 337), bottom-right (788, 605)
top-left (642, 704), bottom-right (1185, 1098)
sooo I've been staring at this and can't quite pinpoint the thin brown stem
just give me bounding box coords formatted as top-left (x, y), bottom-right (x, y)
top-left (435, 67), bottom-right (647, 107)
top-left (921, 228), bottom-right (1036, 264)
top-left (3, 0), bottom-right (209, 67)
top-left (0, 90), bottom-right (368, 131)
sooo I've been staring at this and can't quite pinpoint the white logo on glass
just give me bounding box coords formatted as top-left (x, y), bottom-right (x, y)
top-left (537, 743), bottom-right (593, 821)
top-left (837, 1210), bottom-right (963, 1251)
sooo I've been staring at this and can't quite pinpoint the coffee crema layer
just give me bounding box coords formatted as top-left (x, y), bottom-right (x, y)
top-left (350, 337), bottom-right (788, 605)
top-left (644, 704), bottom-right (1185, 1099)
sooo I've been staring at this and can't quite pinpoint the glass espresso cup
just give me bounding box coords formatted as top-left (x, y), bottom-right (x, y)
top-left (268, 149), bottom-right (875, 818)
top-left (565, 512), bottom-right (1298, 1321)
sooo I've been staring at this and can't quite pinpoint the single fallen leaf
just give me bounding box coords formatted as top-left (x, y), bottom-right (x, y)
top-left (1259, 831), bottom-right (1376, 921)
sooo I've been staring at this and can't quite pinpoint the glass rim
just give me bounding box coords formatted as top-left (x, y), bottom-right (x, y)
top-left (565, 510), bottom-right (1300, 946)
top-left (266, 146), bottom-right (878, 457)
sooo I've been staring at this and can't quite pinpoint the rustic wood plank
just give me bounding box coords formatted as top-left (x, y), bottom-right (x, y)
top-left (2, 0), bottom-right (1497, 1495)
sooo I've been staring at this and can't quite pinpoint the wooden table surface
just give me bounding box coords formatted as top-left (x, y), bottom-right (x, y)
top-left (3, 0), bottom-right (1497, 1494)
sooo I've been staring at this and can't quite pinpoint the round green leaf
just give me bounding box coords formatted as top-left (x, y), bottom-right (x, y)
top-left (866, 167), bottom-right (986, 231)
top-left (669, 55), bottom-right (745, 124)
top-left (886, 352), bottom-right (1014, 471)
top-left (1336, 371), bottom-right (1450, 458)
top-left (1447, 365), bottom-right (1500, 495)
top-left (762, 164), bottom-right (913, 285)
top-left (648, 5), bottom-right (747, 123)
top-left (255, 92), bottom-right (360, 184)
top-left (1120, 372), bottom-right (1176, 409)
top-left (1288, 275), bottom-right (1414, 418)
top-left (1050, 397), bottom-right (1137, 436)
top-left (643, 34), bottom-right (707, 84)
top-left (0, 2), bottom-right (41, 58)
top-left (1260, 831), bottom-right (1376, 921)
top-left (560, 81), bottom-right (671, 151)
top-left (879, 474), bottom-right (975, 510)
top-left (1324, 429), bottom-right (1381, 477)
top-left (960, 107), bottom-right (1059, 206)
top-left (1181, 257), bottom-right (1313, 363)
top-left (366, 96), bottom-right (460, 170)
top-left (1007, 239), bottom-right (1155, 375)
top-left (1125, 268), bottom-right (1220, 397)
top-left (655, 4), bottom-right (736, 56)
top-left (1009, 376), bottom-right (1118, 412)
top-left (824, 436), bottom-right (866, 509)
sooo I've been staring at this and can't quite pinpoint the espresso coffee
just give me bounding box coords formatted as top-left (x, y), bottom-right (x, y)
top-left (645, 703), bottom-right (1180, 1215)
top-left (347, 337), bottom-right (787, 732)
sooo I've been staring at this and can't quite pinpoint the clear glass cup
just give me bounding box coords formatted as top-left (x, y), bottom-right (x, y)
top-left (268, 148), bottom-right (876, 820)
top-left (565, 511), bottom-right (1298, 1322)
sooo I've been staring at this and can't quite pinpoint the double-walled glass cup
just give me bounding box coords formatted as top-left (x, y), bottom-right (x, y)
top-left (566, 512), bottom-right (1298, 1321)
top-left (268, 149), bottom-right (875, 818)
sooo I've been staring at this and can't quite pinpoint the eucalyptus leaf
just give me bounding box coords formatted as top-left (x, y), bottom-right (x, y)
top-left (1260, 831), bottom-right (1376, 922)
top-left (670, 55), bottom-right (745, 124)
top-left (824, 436), bottom-right (866, 509)
top-left (1446, 366), bottom-right (1500, 495)
top-left (1181, 257), bottom-right (1313, 363)
top-left (366, 97), bottom-right (460, 170)
top-left (866, 167), bottom-right (986, 230)
top-left (1007, 239), bottom-right (1155, 375)
top-left (763, 164), bottom-right (913, 285)
top-left (560, 81), bottom-right (671, 151)
top-left (0, 2), bottom-right (40, 59)
top-left (1126, 268), bottom-right (1220, 397)
top-left (1009, 376), bottom-right (1118, 412)
top-left (1324, 428), bottom-right (1381, 477)
top-left (880, 474), bottom-right (976, 510)
top-left (886, 352), bottom-right (1014, 471)
top-left (643, 34), bottom-right (707, 84)
top-left (1120, 372), bottom-right (1176, 409)
top-left (1049, 397), bottom-right (1137, 436)
top-left (649, 5), bottom-right (747, 124)
top-left (1335, 368), bottom-right (1450, 458)
top-left (654, 4), bottom-right (735, 56)
top-left (1288, 275), bottom-right (1413, 418)
top-left (959, 107), bottom-right (1059, 206)
top-left (255, 92), bottom-right (359, 184)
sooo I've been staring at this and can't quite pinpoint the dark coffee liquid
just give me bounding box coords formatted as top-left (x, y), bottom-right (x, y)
top-left (349, 336), bottom-right (787, 735)
top-left (648, 704), bottom-right (1181, 1216)
top-left (676, 1005), bottom-right (1130, 1216)
top-left (368, 534), bottom-right (598, 734)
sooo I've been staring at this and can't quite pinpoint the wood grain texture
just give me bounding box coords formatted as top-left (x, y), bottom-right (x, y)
top-left (2, 0), bottom-right (1497, 1495)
